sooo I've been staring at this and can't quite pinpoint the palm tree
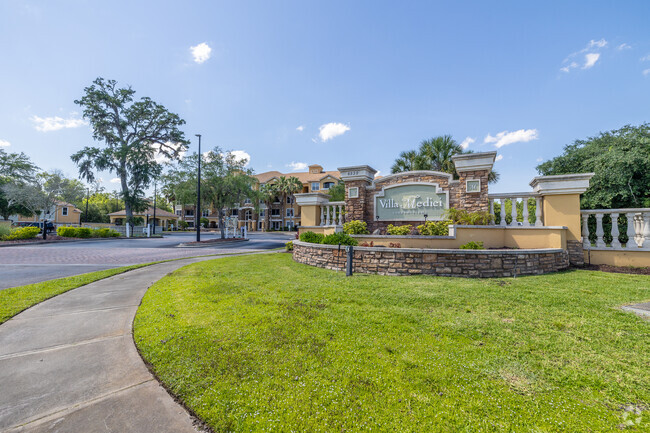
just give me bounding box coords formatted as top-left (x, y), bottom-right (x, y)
top-left (390, 150), bottom-right (428, 174)
top-left (259, 183), bottom-right (277, 231)
top-left (275, 176), bottom-right (303, 230)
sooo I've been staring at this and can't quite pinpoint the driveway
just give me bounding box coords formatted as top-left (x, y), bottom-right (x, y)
top-left (0, 253), bottom-right (261, 432)
top-left (0, 232), bottom-right (293, 289)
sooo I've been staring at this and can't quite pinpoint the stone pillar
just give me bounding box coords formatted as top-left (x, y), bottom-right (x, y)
top-left (530, 173), bottom-right (595, 266)
top-left (451, 152), bottom-right (496, 213)
top-left (338, 165), bottom-right (377, 224)
top-left (294, 193), bottom-right (331, 232)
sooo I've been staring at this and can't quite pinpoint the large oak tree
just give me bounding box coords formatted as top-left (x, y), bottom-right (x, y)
top-left (71, 78), bottom-right (189, 224)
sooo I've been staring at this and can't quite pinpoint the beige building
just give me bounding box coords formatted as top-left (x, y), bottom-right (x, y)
top-left (107, 206), bottom-right (179, 229)
top-left (15, 201), bottom-right (82, 226)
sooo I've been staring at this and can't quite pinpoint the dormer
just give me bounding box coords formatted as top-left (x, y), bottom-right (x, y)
top-left (308, 164), bottom-right (324, 174)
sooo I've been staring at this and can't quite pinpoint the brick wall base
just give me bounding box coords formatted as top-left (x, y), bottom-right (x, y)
top-left (566, 240), bottom-right (584, 266)
top-left (293, 242), bottom-right (570, 278)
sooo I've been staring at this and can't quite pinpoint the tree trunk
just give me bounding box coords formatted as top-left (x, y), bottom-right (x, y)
top-left (219, 209), bottom-right (225, 239)
top-left (120, 172), bottom-right (132, 233)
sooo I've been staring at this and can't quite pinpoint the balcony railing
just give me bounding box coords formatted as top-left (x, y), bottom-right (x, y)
top-left (320, 201), bottom-right (345, 226)
top-left (488, 193), bottom-right (543, 227)
top-left (581, 208), bottom-right (650, 250)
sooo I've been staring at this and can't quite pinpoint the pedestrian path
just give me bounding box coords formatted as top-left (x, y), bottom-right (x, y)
top-left (0, 256), bottom-right (237, 432)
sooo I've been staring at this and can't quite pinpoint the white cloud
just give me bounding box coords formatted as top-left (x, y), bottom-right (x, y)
top-left (32, 114), bottom-right (87, 132)
top-left (641, 54), bottom-right (650, 62)
top-left (229, 150), bottom-right (250, 166)
top-left (459, 136), bottom-right (475, 150)
top-left (561, 39), bottom-right (607, 73)
top-left (318, 122), bottom-right (350, 142)
top-left (536, 157), bottom-right (544, 162)
top-left (588, 39), bottom-right (607, 49)
top-left (287, 161), bottom-right (307, 171)
top-left (484, 129), bottom-right (539, 148)
top-left (190, 42), bottom-right (212, 64)
top-left (296, 125), bottom-right (304, 132)
top-left (152, 141), bottom-right (186, 164)
top-left (583, 53), bottom-right (600, 69)
top-left (643, 69), bottom-right (650, 76)
top-left (375, 170), bottom-right (382, 178)
top-left (0, 139), bottom-right (10, 147)
top-left (495, 154), bottom-right (503, 162)
top-left (617, 43), bottom-right (632, 50)
top-left (110, 178), bottom-right (121, 184)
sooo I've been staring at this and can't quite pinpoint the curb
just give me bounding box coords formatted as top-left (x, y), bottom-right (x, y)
top-left (0, 236), bottom-right (164, 248)
top-left (176, 239), bottom-right (250, 248)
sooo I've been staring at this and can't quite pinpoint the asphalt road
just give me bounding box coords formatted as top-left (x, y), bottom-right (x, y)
top-left (0, 232), bottom-right (293, 290)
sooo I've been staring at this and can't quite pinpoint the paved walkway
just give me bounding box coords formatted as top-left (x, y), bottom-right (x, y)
top-left (0, 255), bottom-right (243, 432)
top-left (622, 302), bottom-right (650, 318)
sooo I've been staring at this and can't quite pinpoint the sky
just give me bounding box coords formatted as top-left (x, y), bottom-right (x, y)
top-left (1, 0), bottom-right (649, 194)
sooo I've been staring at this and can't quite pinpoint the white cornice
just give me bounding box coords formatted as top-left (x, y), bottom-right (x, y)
top-left (529, 173), bottom-right (595, 195)
top-left (452, 151), bottom-right (497, 173)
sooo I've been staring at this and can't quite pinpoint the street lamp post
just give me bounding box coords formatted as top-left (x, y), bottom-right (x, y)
top-left (195, 134), bottom-right (202, 242)
top-left (85, 187), bottom-right (89, 223)
top-left (153, 182), bottom-right (157, 235)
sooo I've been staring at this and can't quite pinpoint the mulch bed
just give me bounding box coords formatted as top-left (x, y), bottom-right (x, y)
top-left (580, 264), bottom-right (650, 275)
top-left (0, 235), bottom-right (71, 245)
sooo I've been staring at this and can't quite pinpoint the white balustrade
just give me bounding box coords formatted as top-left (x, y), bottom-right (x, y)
top-left (581, 208), bottom-right (650, 250)
top-left (488, 193), bottom-right (539, 227)
top-left (320, 201), bottom-right (346, 226)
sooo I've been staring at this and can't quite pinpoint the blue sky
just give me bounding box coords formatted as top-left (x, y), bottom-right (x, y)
top-left (1, 0), bottom-right (649, 193)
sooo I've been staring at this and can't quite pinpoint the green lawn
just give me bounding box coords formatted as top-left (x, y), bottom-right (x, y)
top-left (134, 254), bottom-right (650, 432)
top-left (0, 264), bottom-right (152, 324)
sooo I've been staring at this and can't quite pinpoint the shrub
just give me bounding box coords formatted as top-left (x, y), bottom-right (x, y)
top-left (460, 241), bottom-right (484, 250)
top-left (75, 227), bottom-right (92, 238)
top-left (57, 226), bottom-right (78, 237)
top-left (178, 221), bottom-right (189, 230)
top-left (386, 224), bottom-right (412, 236)
top-left (446, 208), bottom-right (493, 225)
top-left (3, 226), bottom-right (40, 241)
top-left (0, 225), bottom-right (11, 239)
top-left (92, 228), bottom-right (120, 238)
top-left (299, 231), bottom-right (325, 244)
top-left (200, 217), bottom-right (209, 227)
top-left (322, 232), bottom-right (358, 246)
top-left (343, 220), bottom-right (369, 235)
top-left (285, 240), bottom-right (294, 251)
top-left (417, 220), bottom-right (452, 236)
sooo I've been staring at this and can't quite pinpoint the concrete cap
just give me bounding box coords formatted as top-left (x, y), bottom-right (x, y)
top-left (338, 165), bottom-right (378, 183)
top-left (451, 151), bottom-right (497, 173)
top-left (529, 173), bottom-right (595, 195)
top-left (294, 192), bottom-right (332, 206)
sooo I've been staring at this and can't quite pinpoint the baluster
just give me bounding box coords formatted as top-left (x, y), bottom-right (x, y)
top-left (320, 206), bottom-right (325, 226)
top-left (522, 198), bottom-right (530, 227)
top-left (595, 213), bottom-right (605, 248)
top-left (626, 212), bottom-right (637, 249)
top-left (582, 213), bottom-right (590, 248)
top-left (610, 213), bottom-right (621, 249)
top-left (499, 198), bottom-right (506, 226)
top-left (338, 205), bottom-right (343, 225)
top-left (489, 199), bottom-right (495, 225)
top-left (510, 198), bottom-right (518, 226)
top-left (643, 213), bottom-right (650, 249)
top-left (325, 205), bottom-right (331, 225)
top-left (535, 197), bottom-right (543, 227)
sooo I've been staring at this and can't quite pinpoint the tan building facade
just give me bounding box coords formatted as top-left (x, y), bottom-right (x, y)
top-left (14, 201), bottom-right (82, 226)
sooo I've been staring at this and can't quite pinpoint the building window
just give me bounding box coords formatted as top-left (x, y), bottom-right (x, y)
top-left (323, 182), bottom-right (335, 190)
top-left (271, 208), bottom-right (281, 216)
top-left (231, 209), bottom-right (238, 217)
top-left (348, 187), bottom-right (359, 198)
top-left (259, 210), bottom-right (265, 217)
top-left (62, 207), bottom-right (68, 216)
top-left (185, 209), bottom-right (194, 217)
top-left (287, 196), bottom-right (293, 204)
top-left (244, 198), bottom-right (252, 205)
top-left (176, 210), bottom-right (182, 216)
top-left (202, 209), bottom-right (210, 217)
top-left (311, 182), bottom-right (320, 191)
top-left (286, 208), bottom-right (294, 217)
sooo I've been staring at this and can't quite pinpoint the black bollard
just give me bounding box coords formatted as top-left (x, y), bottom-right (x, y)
top-left (42, 219), bottom-right (47, 240)
top-left (346, 245), bottom-right (354, 276)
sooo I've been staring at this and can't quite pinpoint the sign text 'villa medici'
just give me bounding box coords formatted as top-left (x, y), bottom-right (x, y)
top-left (375, 183), bottom-right (448, 221)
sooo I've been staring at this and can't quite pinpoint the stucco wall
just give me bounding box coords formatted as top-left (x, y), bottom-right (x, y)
top-left (584, 249), bottom-right (650, 267)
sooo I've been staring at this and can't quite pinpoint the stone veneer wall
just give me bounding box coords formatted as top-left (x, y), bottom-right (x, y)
top-left (293, 241), bottom-right (569, 278)
top-left (344, 170), bottom-right (490, 233)
top-left (566, 240), bottom-right (584, 266)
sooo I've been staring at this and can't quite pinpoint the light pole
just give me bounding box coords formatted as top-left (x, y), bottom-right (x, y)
top-left (195, 134), bottom-right (202, 242)
top-left (85, 187), bottom-right (89, 223)
top-left (152, 182), bottom-right (157, 235)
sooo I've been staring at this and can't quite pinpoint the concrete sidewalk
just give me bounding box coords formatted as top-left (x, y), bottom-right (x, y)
top-left (0, 256), bottom-right (226, 432)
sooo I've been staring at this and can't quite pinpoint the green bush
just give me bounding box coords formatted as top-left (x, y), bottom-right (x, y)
top-left (460, 241), bottom-right (484, 250)
top-left (417, 220), bottom-right (452, 236)
top-left (57, 226), bottom-right (77, 237)
top-left (285, 240), bottom-right (294, 251)
top-left (75, 227), bottom-right (92, 238)
top-left (343, 220), bottom-right (369, 235)
top-left (386, 224), bottom-right (412, 236)
top-left (93, 228), bottom-right (120, 238)
top-left (299, 231), bottom-right (325, 244)
top-left (446, 208), bottom-right (493, 225)
top-left (3, 226), bottom-right (40, 241)
top-left (0, 225), bottom-right (11, 239)
top-left (178, 221), bottom-right (189, 230)
top-left (322, 232), bottom-right (358, 246)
